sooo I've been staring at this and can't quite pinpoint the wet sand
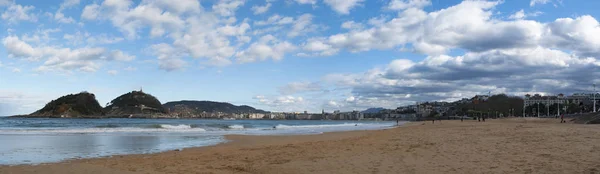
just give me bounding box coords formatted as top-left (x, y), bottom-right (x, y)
top-left (2, 118), bottom-right (600, 174)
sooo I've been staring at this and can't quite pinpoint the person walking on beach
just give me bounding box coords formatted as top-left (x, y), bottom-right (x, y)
top-left (560, 114), bottom-right (565, 123)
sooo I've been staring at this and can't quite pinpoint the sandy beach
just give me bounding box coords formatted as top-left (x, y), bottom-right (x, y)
top-left (2, 118), bottom-right (600, 174)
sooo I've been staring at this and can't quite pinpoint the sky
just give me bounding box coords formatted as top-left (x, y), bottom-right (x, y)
top-left (0, 0), bottom-right (600, 116)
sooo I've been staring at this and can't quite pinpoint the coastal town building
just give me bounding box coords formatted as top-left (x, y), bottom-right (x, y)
top-left (524, 93), bottom-right (600, 116)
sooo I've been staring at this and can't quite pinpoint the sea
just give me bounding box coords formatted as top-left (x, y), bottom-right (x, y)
top-left (0, 117), bottom-right (402, 165)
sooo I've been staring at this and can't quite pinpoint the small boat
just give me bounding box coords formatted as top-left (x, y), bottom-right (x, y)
top-left (223, 117), bottom-right (236, 120)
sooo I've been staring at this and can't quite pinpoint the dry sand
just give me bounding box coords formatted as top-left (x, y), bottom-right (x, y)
top-left (2, 118), bottom-right (600, 174)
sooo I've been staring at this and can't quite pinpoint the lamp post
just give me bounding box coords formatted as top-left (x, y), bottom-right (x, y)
top-left (594, 84), bottom-right (597, 113)
top-left (537, 102), bottom-right (540, 117)
top-left (546, 96), bottom-right (550, 117)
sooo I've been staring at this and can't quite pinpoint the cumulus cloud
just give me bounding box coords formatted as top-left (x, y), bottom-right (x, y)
top-left (509, 9), bottom-right (542, 20)
top-left (81, 0), bottom-right (189, 39)
top-left (1, 3), bottom-right (37, 23)
top-left (300, 1), bottom-right (600, 59)
top-left (236, 35), bottom-right (296, 63)
top-left (317, 47), bottom-right (600, 111)
top-left (294, 0), bottom-right (317, 5)
top-left (2, 36), bottom-right (134, 72)
top-left (279, 82), bottom-right (323, 94)
top-left (150, 43), bottom-right (187, 71)
top-left (530, 0), bottom-right (551, 6)
top-left (52, 0), bottom-right (80, 24)
top-left (251, 2), bottom-right (271, 14)
top-left (0, 0), bottom-right (12, 6)
top-left (323, 0), bottom-right (364, 14)
top-left (212, 0), bottom-right (245, 17)
top-left (253, 95), bottom-right (311, 112)
top-left (387, 0), bottom-right (431, 10)
top-left (107, 70), bottom-right (118, 75)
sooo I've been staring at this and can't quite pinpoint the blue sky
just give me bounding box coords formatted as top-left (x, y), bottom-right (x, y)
top-left (1, 0), bottom-right (600, 116)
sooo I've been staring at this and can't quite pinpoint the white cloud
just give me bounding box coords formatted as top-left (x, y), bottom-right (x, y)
top-left (11, 68), bottom-right (21, 73)
top-left (341, 21), bottom-right (363, 30)
top-left (253, 95), bottom-right (310, 112)
top-left (1, 3), bottom-right (37, 23)
top-left (252, 3), bottom-right (271, 14)
top-left (2, 36), bottom-right (133, 72)
top-left (107, 70), bottom-right (118, 75)
top-left (387, 0), bottom-right (431, 10)
top-left (279, 82), bottom-right (323, 94)
top-left (81, 4), bottom-right (100, 20)
top-left (0, 0), bottom-right (12, 6)
top-left (150, 43), bottom-right (188, 71)
top-left (140, 0), bottom-right (201, 14)
top-left (324, 0), bottom-right (364, 14)
top-left (530, 0), bottom-right (551, 6)
top-left (254, 14), bottom-right (295, 26)
top-left (509, 9), bottom-right (542, 20)
top-left (288, 14), bottom-right (317, 37)
top-left (82, 0), bottom-right (187, 39)
top-left (294, 0), bottom-right (317, 5)
top-left (52, 0), bottom-right (80, 24)
top-left (300, 1), bottom-right (599, 58)
top-left (236, 35), bottom-right (296, 63)
top-left (212, 0), bottom-right (245, 17)
top-left (109, 50), bottom-right (135, 61)
top-left (319, 46), bottom-right (600, 110)
top-left (124, 66), bottom-right (137, 71)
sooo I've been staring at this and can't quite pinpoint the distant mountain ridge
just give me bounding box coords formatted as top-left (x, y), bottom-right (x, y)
top-left (361, 107), bottom-right (385, 113)
top-left (30, 92), bottom-right (104, 117)
top-left (163, 100), bottom-right (268, 115)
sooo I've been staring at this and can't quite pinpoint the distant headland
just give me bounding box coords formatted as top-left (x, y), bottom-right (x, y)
top-left (11, 89), bottom-right (269, 119)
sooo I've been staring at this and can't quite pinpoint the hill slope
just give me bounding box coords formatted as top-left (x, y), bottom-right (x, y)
top-left (104, 91), bottom-right (167, 116)
top-left (30, 92), bottom-right (104, 117)
top-left (361, 108), bottom-right (385, 113)
top-left (163, 100), bottom-right (267, 116)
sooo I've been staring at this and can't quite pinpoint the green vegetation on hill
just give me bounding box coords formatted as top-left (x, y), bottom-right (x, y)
top-left (163, 100), bottom-right (267, 115)
top-left (104, 91), bottom-right (167, 116)
top-left (451, 94), bottom-right (524, 117)
top-left (31, 92), bottom-right (104, 117)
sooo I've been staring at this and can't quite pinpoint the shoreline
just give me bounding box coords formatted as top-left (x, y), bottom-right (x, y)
top-left (0, 121), bottom-right (401, 166)
top-left (2, 118), bottom-right (600, 173)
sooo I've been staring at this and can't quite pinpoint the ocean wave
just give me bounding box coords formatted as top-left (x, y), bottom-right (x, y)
top-left (0, 126), bottom-right (207, 134)
top-left (274, 123), bottom-right (363, 129)
top-left (227, 124), bottom-right (244, 129)
top-left (159, 124), bottom-right (192, 129)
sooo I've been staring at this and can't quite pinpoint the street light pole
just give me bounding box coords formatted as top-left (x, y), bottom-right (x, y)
top-left (537, 102), bottom-right (540, 117)
top-left (594, 84), bottom-right (597, 113)
top-left (547, 97), bottom-right (550, 117)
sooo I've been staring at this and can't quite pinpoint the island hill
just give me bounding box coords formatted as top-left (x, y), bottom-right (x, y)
top-left (19, 90), bottom-right (269, 119)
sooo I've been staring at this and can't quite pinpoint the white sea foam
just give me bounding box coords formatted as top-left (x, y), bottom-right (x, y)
top-left (160, 124), bottom-right (192, 129)
top-left (227, 124), bottom-right (244, 129)
top-left (275, 123), bottom-right (364, 129)
top-left (0, 127), bottom-right (207, 135)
